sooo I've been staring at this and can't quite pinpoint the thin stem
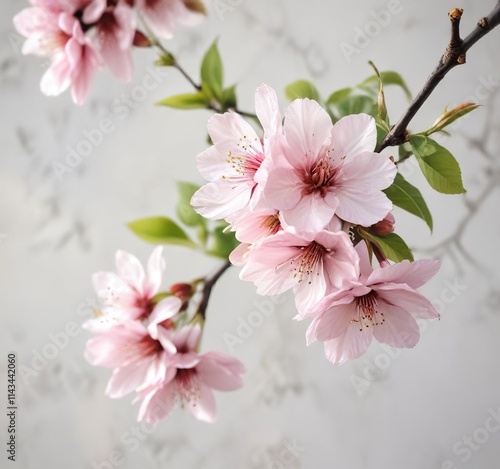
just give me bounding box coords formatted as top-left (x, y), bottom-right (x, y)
top-left (378, 2), bottom-right (500, 151)
top-left (197, 261), bottom-right (232, 320)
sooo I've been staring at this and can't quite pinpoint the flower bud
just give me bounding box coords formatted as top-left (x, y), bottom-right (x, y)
top-left (370, 212), bottom-right (395, 236)
top-left (133, 30), bottom-right (151, 47)
top-left (170, 282), bottom-right (194, 301)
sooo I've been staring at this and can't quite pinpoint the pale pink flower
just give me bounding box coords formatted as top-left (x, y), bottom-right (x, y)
top-left (92, 246), bottom-right (168, 321)
top-left (41, 14), bottom-right (102, 104)
top-left (238, 229), bottom-right (360, 314)
top-left (305, 244), bottom-right (440, 364)
top-left (135, 324), bottom-right (245, 423)
top-left (83, 0), bottom-right (135, 81)
top-left (263, 100), bottom-right (397, 232)
top-left (191, 84), bottom-right (282, 220)
top-left (136, 0), bottom-right (207, 39)
top-left (84, 296), bottom-right (182, 398)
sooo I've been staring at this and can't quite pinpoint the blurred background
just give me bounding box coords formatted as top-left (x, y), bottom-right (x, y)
top-left (1, 0), bottom-right (500, 467)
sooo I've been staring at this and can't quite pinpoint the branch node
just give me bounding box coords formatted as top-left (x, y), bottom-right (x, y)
top-left (478, 17), bottom-right (490, 30)
top-left (447, 8), bottom-right (464, 51)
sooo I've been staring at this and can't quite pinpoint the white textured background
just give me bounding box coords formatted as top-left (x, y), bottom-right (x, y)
top-left (2, 0), bottom-right (500, 468)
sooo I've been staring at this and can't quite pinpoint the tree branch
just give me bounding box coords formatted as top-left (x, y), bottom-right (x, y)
top-left (197, 261), bottom-right (232, 320)
top-left (378, 2), bottom-right (500, 151)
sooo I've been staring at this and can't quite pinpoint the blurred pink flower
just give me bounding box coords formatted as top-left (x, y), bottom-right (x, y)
top-left (136, 0), bottom-right (207, 40)
top-left (264, 102), bottom-right (397, 232)
top-left (92, 246), bottom-right (168, 321)
top-left (84, 296), bottom-right (182, 398)
top-left (304, 244), bottom-right (440, 364)
top-left (238, 229), bottom-right (360, 314)
top-left (191, 84), bottom-right (282, 220)
top-left (136, 324), bottom-right (245, 423)
top-left (83, 0), bottom-right (135, 81)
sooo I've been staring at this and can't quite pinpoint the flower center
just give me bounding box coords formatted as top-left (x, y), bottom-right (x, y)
top-left (291, 242), bottom-right (327, 284)
top-left (351, 292), bottom-right (386, 331)
top-left (260, 213), bottom-right (281, 236)
top-left (303, 155), bottom-right (338, 197)
top-left (174, 368), bottom-right (200, 406)
top-left (223, 135), bottom-right (264, 181)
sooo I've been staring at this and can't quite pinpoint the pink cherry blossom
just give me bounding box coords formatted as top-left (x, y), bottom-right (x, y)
top-left (263, 100), bottom-right (397, 232)
top-left (135, 324), bottom-right (245, 423)
top-left (83, 0), bottom-right (135, 82)
top-left (92, 246), bottom-right (168, 321)
top-left (238, 229), bottom-right (360, 314)
top-left (84, 295), bottom-right (182, 398)
top-left (136, 0), bottom-right (207, 39)
top-left (191, 84), bottom-right (282, 220)
top-left (304, 243), bottom-right (440, 364)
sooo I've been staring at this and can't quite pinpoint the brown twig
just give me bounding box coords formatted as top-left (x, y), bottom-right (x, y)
top-left (197, 261), bottom-right (232, 320)
top-left (378, 2), bottom-right (500, 151)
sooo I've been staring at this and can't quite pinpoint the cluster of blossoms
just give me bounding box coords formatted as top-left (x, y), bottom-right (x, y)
top-left (84, 246), bottom-right (245, 423)
top-left (192, 84), bottom-right (441, 364)
top-left (13, 0), bottom-right (207, 104)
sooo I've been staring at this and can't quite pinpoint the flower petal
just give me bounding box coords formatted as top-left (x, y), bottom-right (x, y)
top-left (331, 113), bottom-right (377, 160)
top-left (373, 299), bottom-right (420, 348)
top-left (323, 324), bottom-right (373, 364)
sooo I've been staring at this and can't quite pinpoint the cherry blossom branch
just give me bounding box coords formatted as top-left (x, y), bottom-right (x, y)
top-left (378, 2), bottom-right (500, 151)
top-left (196, 260), bottom-right (232, 320)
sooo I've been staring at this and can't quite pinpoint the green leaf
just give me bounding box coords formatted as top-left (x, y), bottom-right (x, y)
top-left (424, 102), bottom-right (480, 136)
top-left (221, 84), bottom-right (237, 109)
top-left (410, 135), bottom-right (466, 194)
top-left (200, 41), bottom-right (224, 101)
top-left (333, 95), bottom-right (376, 118)
top-left (326, 87), bottom-right (352, 105)
top-left (156, 92), bottom-right (208, 109)
top-left (362, 231), bottom-right (414, 262)
top-left (383, 173), bottom-right (433, 231)
top-left (284, 80), bottom-right (320, 101)
top-left (359, 70), bottom-right (412, 101)
top-left (176, 182), bottom-right (206, 227)
top-left (398, 142), bottom-right (413, 162)
top-left (208, 225), bottom-right (239, 259)
top-left (128, 216), bottom-right (196, 247)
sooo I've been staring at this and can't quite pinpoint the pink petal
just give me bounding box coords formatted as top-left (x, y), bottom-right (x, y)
top-left (375, 284), bottom-right (439, 319)
top-left (323, 324), bottom-right (373, 364)
top-left (147, 296), bottom-right (182, 339)
top-left (339, 152), bottom-right (397, 191)
top-left (144, 246), bottom-right (165, 297)
top-left (255, 83), bottom-right (282, 137)
top-left (284, 98), bottom-right (332, 167)
top-left (171, 324), bottom-right (202, 352)
top-left (293, 256), bottom-right (327, 313)
top-left (197, 353), bottom-right (244, 391)
top-left (196, 146), bottom-right (227, 182)
top-left (137, 385), bottom-right (175, 423)
top-left (187, 383), bottom-right (217, 423)
top-left (368, 259), bottom-right (440, 289)
top-left (207, 112), bottom-right (262, 154)
top-left (229, 243), bottom-right (250, 266)
top-left (372, 299), bottom-right (420, 348)
top-left (312, 301), bottom-right (356, 341)
top-left (331, 113), bottom-right (377, 160)
top-left (82, 0), bottom-right (106, 23)
top-left (263, 166), bottom-right (303, 211)
top-left (334, 186), bottom-right (393, 226)
top-left (191, 180), bottom-right (252, 220)
top-left (40, 52), bottom-right (71, 96)
top-left (173, 352), bottom-right (200, 369)
top-left (115, 250), bottom-right (146, 295)
top-left (280, 192), bottom-right (336, 232)
top-left (105, 362), bottom-right (149, 398)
